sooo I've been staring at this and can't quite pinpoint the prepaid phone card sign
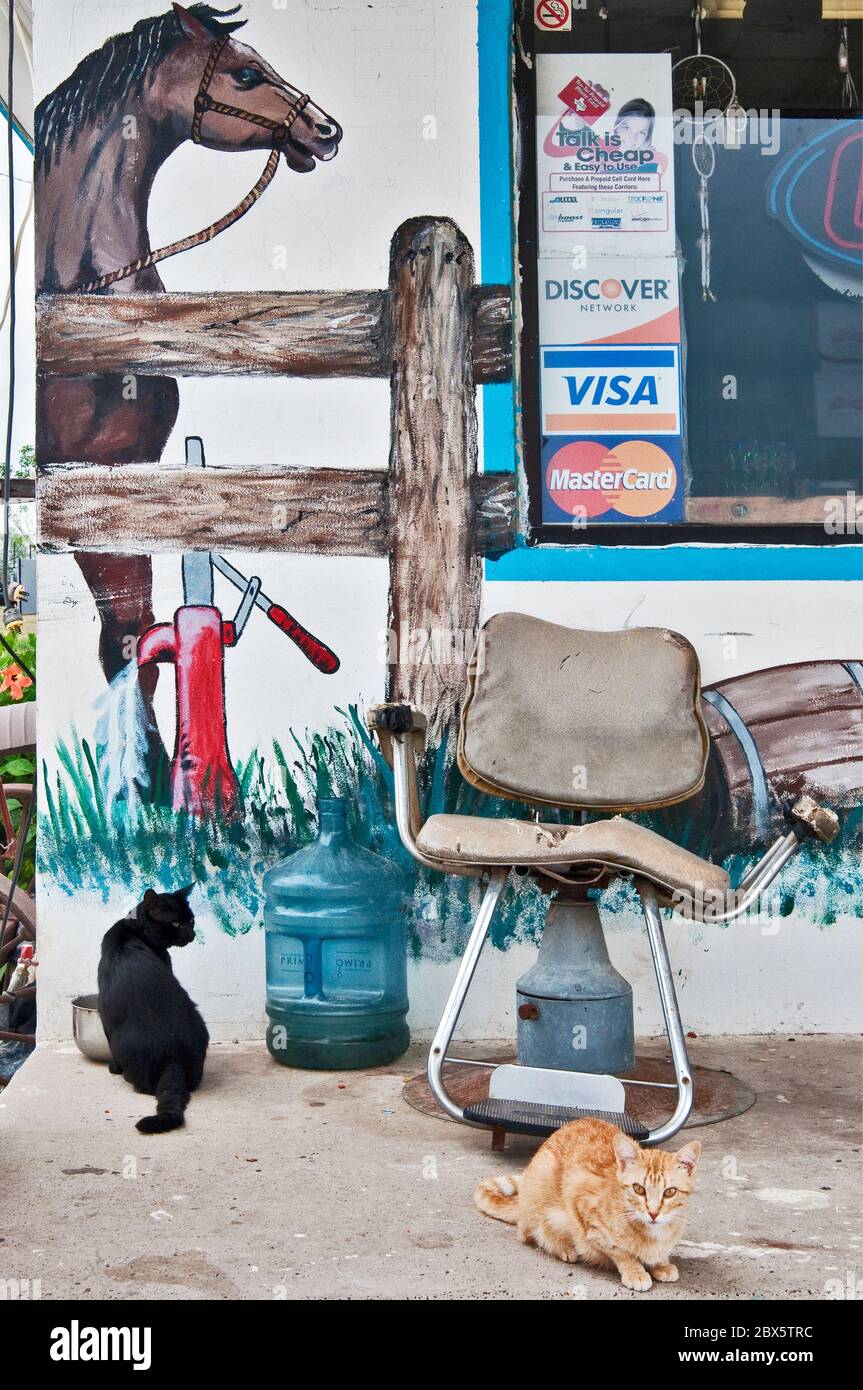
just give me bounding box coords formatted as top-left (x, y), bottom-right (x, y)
top-left (537, 52), bottom-right (676, 257)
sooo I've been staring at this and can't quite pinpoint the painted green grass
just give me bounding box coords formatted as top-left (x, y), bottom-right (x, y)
top-left (38, 705), bottom-right (862, 956)
top-left (37, 705), bottom-right (550, 954)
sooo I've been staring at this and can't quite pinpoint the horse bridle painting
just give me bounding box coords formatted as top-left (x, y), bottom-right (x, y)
top-left (76, 35), bottom-right (311, 293)
top-left (190, 32), bottom-right (311, 145)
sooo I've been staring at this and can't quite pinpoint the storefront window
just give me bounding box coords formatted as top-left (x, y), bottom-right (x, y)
top-left (515, 0), bottom-right (863, 543)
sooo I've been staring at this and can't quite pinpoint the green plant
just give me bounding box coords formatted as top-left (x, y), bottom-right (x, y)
top-left (0, 751), bottom-right (36, 891)
top-left (13, 445), bottom-right (35, 479)
top-left (37, 705), bottom-right (550, 953)
top-left (0, 630), bottom-right (35, 706)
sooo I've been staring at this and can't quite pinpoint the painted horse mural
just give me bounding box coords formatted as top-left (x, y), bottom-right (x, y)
top-left (35, 3), bottom-right (341, 787)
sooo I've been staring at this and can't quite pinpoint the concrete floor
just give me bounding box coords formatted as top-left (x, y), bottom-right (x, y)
top-left (1, 1036), bottom-right (859, 1301)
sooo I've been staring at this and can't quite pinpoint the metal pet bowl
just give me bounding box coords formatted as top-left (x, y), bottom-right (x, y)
top-left (71, 994), bottom-right (113, 1064)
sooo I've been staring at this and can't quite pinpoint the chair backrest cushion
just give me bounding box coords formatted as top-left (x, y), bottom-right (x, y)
top-left (457, 614), bottom-right (708, 811)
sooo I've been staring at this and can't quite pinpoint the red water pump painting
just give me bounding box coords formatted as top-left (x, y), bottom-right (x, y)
top-left (137, 540), bottom-right (338, 822)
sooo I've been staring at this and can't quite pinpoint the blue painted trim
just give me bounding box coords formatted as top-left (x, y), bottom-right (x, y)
top-left (0, 100), bottom-right (34, 156)
top-left (702, 688), bottom-right (771, 837)
top-left (477, 0), bottom-right (516, 479)
top-left (485, 545), bottom-right (863, 583)
top-left (477, 0), bottom-right (512, 286)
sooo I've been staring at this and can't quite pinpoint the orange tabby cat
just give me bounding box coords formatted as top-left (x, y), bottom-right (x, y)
top-left (475, 1116), bottom-right (701, 1290)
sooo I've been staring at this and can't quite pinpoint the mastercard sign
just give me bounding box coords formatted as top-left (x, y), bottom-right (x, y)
top-left (545, 439), bottom-right (680, 520)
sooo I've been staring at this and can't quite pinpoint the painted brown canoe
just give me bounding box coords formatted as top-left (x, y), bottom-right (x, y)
top-left (699, 661), bottom-right (863, 850)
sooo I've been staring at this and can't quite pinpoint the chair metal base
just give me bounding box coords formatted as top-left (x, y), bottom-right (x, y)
top-left (427, 870), bottom-right (693, 1148)
top-left (462, 1097), bottom-right (649, 1141)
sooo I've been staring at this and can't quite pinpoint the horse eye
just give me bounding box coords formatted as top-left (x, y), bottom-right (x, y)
top-left (233, 67), bottom-right (265, 89)
top-left (632, 1183), bottom-right (646, 1196)
top-left (664, 1187), bottom-right (677, 1198)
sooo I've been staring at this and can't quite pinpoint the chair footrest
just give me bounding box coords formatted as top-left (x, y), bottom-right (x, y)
top-left (463, 1097), bottom-right (648, 1140)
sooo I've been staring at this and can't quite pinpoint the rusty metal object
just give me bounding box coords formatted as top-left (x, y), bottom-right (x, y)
top-left (517, 1002), bottom-right (539, 1021)
top-left (790, 795), bottom-right (840, 843)
top-left (403, 1049), bottom-right (756, 1133)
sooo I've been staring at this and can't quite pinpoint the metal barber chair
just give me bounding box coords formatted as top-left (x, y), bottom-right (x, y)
top-left (370, 614), bottom-right (840, 1148)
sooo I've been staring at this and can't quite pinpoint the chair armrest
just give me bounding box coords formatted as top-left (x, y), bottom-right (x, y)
top-left (366, 703), bottom-right (427, 848)
top-left (672, 795), bottom-right (841, 923)
top-left (787, 794), bottom-right (840, 844)
top-left (366, 704), bottom-right (479, 876)
top-left (367, 703), bottom-right (428, 736)
top-left (366, 703), bottom-right (427, 772)
top-left (367, 704), bottom-right (426, 762)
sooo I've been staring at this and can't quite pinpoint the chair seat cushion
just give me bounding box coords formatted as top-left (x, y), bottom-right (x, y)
top-left (416, 813), bottom-right (729, 901)
top-left (457, 615), bottom-right (709, 811)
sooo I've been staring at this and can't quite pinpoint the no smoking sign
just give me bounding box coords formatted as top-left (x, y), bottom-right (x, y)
top-left (535, 0), bottom-right (572, 31)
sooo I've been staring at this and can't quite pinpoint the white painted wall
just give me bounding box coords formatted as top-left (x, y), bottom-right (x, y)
top-left (36, 557), bottom-right (863, 1041)
top-left (33, 2), bottom-right (862, 1044)
top-left (36, 876), bottom-right (863, 1042)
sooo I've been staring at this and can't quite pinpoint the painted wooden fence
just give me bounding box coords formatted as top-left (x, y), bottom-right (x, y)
top-left (36, 217), bottom-right (517, 740)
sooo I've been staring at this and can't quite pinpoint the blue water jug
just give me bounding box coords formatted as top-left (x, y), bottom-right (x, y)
top-left (263, 797), bottom-right (410, 1069)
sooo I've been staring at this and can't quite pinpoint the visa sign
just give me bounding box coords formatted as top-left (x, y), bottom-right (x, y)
top-left (564, 374), bottom-right (658, 407)
top-left (541, 345), bottom-right (681, 436)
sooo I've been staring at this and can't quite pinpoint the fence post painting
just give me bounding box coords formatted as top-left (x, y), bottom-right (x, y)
top-left (386, 218), bottom-right (483, 742)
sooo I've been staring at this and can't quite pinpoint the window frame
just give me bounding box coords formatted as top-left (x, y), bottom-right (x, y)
top-left (512, 4), bottom-right (862, 548)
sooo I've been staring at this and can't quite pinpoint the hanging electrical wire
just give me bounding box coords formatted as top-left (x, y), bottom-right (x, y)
top-left (0, 0), bottom-right (28, 643)
top-left (0, 0), bottom-right (32, 333)
top-left (0, 2), bottom-right (35, 1041)
top-left (2, 0), bottom-right (17, 617)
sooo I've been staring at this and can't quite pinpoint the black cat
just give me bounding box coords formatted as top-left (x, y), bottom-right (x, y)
top-left (98, 886), bottom-right (209, 1133)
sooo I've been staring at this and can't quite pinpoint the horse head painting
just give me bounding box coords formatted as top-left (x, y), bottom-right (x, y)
top-left (35, 3), bottom-right (341, 787)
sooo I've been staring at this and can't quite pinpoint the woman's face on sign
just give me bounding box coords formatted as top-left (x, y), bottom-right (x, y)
top-left (614, 115), bottom-right (652, 149)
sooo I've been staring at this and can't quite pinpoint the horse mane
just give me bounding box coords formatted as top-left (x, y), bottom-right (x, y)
top-left (35, 4), bottom-right (246, 176)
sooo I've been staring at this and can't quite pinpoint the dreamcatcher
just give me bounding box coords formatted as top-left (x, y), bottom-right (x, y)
top-left (839, 22), bottom-right (859, 111)
top-left (672, 6), bottom-right (742, 302)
